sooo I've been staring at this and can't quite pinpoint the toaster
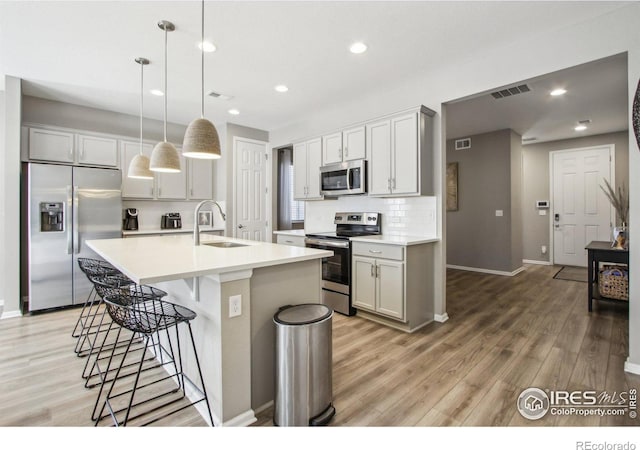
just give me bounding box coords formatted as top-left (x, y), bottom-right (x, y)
top-left (161, 213), bottom-right (182, 229)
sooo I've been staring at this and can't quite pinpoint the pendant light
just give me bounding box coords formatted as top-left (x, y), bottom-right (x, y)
top-left (128, 57), bottom-right (154, 179)
top-left (150, 20), bottom-right (181, 173)
top-left (182, 0), bottom-right (221, 159)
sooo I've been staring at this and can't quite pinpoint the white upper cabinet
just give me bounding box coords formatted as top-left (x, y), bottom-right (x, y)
top-left (322, 126), bottom-right (366, 165)
top-left (28, 126), bottom-right (119, 167)
top-left (342, 125), bottom-right (366, 161)
top-left (322, 132), bottom-right (343, 165)
top-left (188, 159), bottom-right (214, 200)
top-left (157, 149), bottom-right (187, 200)
top-left (294, 138), bottom-right (323, 200)
top-left (76, 134), bottom-right (119, 167)
top-left (120, 140), bottom-right (155, 199)
top-left (29, 128), bottom-right (75, 163)
top-left (367, 119), bottom-right (392, 196)
top-left (367, 107), bottom-right (433, 197)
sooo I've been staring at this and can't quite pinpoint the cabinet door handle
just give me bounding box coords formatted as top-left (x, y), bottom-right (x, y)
top-left (344, 146), bottom-right (348, 158)
top-left (370, 264), bottom-right (375, 277)
top-left (392, 178), bottom-right (396, 189)
top-left (375, 265), bottom-right (379, 278)
top-left (369, 249), bottom-right (382, 254)
top-left (190, 188), bottom-right (194, 197)
top-left (150, 187), bottom-right (154, 196)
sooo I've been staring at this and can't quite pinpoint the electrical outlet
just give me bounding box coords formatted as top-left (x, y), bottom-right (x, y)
top-left (541, 245), bottom-right (547, 255)
top-left (229, 295), bottom-right (242, 318)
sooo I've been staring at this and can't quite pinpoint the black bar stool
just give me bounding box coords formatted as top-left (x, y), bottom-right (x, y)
top-left (82, 275), bottom-right (167, 379)
top-left (74, 258), bottom-right (132, 356)
top-left (94, 291), bottom-right (213, 427)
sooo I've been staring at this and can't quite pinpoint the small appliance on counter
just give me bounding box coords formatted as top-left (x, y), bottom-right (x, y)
top-left (123, 208), bottom-right (139, 231)
top-left (161, 212), bottom-right (182, 229)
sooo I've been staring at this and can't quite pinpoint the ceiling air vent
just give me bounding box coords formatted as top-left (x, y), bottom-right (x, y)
top-left (455, 138), bottom-right (471, 150)
top-left (491, 84), bottom-right (530, 99)
top-left (207, 90), bottom-right (234, 101)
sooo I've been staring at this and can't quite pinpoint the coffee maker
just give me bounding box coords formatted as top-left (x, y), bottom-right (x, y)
top-left (123, 208), bottom-right (139, 231)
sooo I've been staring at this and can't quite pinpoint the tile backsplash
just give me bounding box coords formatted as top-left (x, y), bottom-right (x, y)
top-left (304, 196), bottom-right (437, 236)
top-left (122, 200), bottom-right (227, 230)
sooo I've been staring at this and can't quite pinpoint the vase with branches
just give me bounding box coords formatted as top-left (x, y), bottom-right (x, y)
top-left (601, 179), bottom-right (629, 248)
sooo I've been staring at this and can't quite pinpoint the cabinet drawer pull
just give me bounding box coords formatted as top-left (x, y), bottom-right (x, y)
top-left (369, 250), bottom-right (382, 254)
top-left (285, 240), bottom-right (293, 243)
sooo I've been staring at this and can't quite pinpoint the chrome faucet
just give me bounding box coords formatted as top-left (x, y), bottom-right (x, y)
top-left (194, 200), bottom-right (226, 245)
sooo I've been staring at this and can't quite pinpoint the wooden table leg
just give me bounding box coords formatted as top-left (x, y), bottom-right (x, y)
top-left (587, 250), bottom-right (594, 312)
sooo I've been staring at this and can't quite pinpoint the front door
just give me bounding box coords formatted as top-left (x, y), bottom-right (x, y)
top-left (551, 146), bottom-right (613, 267)
top-left (234, 137), bottom-right (268, 241)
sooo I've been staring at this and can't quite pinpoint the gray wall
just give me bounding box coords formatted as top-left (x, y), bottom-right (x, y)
top-left (522, 131), bottom-right (629, 262)
top-left (446, 129), bottom-right (522, 273)
top-left (510, 131), bottom-right (523, 271)
top-left (224, 123), bottom-right (269, 236)
top-left (22, 95), bottom-right (188, 144)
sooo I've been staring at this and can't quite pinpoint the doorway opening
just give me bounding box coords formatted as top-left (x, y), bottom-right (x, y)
top-left (276, 146), bottom-right (305, 231)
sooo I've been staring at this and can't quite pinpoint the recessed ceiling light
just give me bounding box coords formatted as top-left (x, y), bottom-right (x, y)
top-left (150, 89), bottom-right (164, 96)
top-left (349, 42), bottom-right (368, 54)
top-left (550, 88), bottom-right (567, 96)
top-left (274, 85), bottom-right (289, 93)
top-left (198, 41), bottom-right (216, 52)
top-left (574, 124), bottom-right (588, 131)
top-left (228, 109), bottom-right (240, 115)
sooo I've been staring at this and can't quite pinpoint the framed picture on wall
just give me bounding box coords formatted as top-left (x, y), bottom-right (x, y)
top-left (447, 162), bottom-right (459, 211)
top-left (198, 211), bottom-right (212, 226)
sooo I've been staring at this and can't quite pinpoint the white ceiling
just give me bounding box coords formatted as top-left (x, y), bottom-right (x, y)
top-left (0, 1), bottom-right (632, 138)
top-left (445, 53), bottom-right (629, 144)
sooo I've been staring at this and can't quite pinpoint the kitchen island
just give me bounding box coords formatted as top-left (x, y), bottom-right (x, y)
top-left (86, 234), bottom-right (332, 426)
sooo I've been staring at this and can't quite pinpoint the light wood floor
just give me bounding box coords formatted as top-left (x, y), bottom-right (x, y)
top-left (1, 264), bottom-right (638, 426)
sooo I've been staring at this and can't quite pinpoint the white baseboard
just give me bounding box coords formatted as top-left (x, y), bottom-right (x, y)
top-left (1, 309), bottom-right (22, 320)
top-left (434, 313), bottom-right (449, 323)
top-left (624, 358), bottom-right (640, 375)
top-left (254, 400), bottom-right (274, 415)
top-left (447, 264), bottom-right (526, 277)
top-left (523, 259), bottom-right (553, 266)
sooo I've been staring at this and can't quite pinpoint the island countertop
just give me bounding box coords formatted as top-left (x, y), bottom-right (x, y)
top-left (86, 234), bottom-right (332, 285)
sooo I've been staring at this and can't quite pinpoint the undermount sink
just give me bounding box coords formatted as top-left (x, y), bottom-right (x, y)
top-left (202, 241), bottom-right (248, 248)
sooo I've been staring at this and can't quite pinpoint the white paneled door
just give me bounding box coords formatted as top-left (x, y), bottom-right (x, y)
top-left (552, 146), bottom-right (613, 267)
top-left (234, 137), bottom-right (268, 241)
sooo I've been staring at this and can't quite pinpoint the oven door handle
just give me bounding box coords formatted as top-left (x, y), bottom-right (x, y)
top-left (305, 238), bottom-right (350, 249)
top-left (346, 167), bottom-right (351, 191)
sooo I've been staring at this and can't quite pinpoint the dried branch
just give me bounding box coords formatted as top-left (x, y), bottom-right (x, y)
top-left (601, 179), bottom-right (628, 225)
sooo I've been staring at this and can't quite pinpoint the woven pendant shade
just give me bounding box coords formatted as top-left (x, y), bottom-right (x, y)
top-left (183, 118), bottom-right (221, 159)
top-left (128, 153), bottom-right (154, 179)
top-left (150, 141), bottom-right (181, 173)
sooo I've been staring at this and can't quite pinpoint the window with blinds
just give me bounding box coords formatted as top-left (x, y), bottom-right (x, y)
top-left (289, 164), bottom-right (305, 221)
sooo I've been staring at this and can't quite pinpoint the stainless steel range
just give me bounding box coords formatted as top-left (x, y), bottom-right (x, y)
top-left (305, 212), bottom-right (381, 316)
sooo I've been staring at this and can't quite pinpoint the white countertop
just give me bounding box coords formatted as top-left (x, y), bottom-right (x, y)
top-left (350, 234), bottom-right (440, 246)
top-left (122, 226), bottom-right (225, 236)
top-left (86, 234), bottom-right (332, 285)
top-left (272, 229), bottom-right (306, 237)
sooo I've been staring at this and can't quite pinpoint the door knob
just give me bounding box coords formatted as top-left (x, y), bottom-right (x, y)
top-left (238, 224), bottom-right (244, 229)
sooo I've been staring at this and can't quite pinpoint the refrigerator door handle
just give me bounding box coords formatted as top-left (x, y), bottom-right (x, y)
top-left (73, 185), bottom-right (79, 254)
top-left (66, 185), bottom-right (73, 254)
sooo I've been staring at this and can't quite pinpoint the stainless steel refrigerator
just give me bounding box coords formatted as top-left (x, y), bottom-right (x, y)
top-left (22, 162), bottom-right (122, 312)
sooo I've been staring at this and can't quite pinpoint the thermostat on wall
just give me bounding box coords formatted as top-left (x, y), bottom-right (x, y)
top-left (536, 200), bottom-right (549, 209)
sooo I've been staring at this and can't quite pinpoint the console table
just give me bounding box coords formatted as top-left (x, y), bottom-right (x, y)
top-left (585, 240), bottom-right (629, 312)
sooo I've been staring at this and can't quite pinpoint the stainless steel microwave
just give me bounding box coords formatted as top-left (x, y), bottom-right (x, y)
top-left (320, 160), bottom-right (367, 196)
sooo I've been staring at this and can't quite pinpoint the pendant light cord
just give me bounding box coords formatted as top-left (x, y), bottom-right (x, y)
top-left (164, 26), bottom-right (168, 143)
top-left (201, 0), bottom-right (205, 119)
top-left (139, 61), bottom-right (144, 155)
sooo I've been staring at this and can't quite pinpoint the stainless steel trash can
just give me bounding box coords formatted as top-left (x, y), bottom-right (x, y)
top-left (273, 303), bottom-right (335, 426)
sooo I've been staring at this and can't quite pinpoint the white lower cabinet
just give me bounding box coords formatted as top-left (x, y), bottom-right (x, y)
top-left (276, 234), bottom-right (306, 247)
top-left (352, 240), bottom-right (434, 332)
top-left (352, 255), bottom-right (404, 320)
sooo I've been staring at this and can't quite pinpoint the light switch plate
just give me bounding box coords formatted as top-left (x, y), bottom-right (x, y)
top-left (495, 210), bottom-right (503, 217)
top-left (539, 210), bottom-right (547, 216)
